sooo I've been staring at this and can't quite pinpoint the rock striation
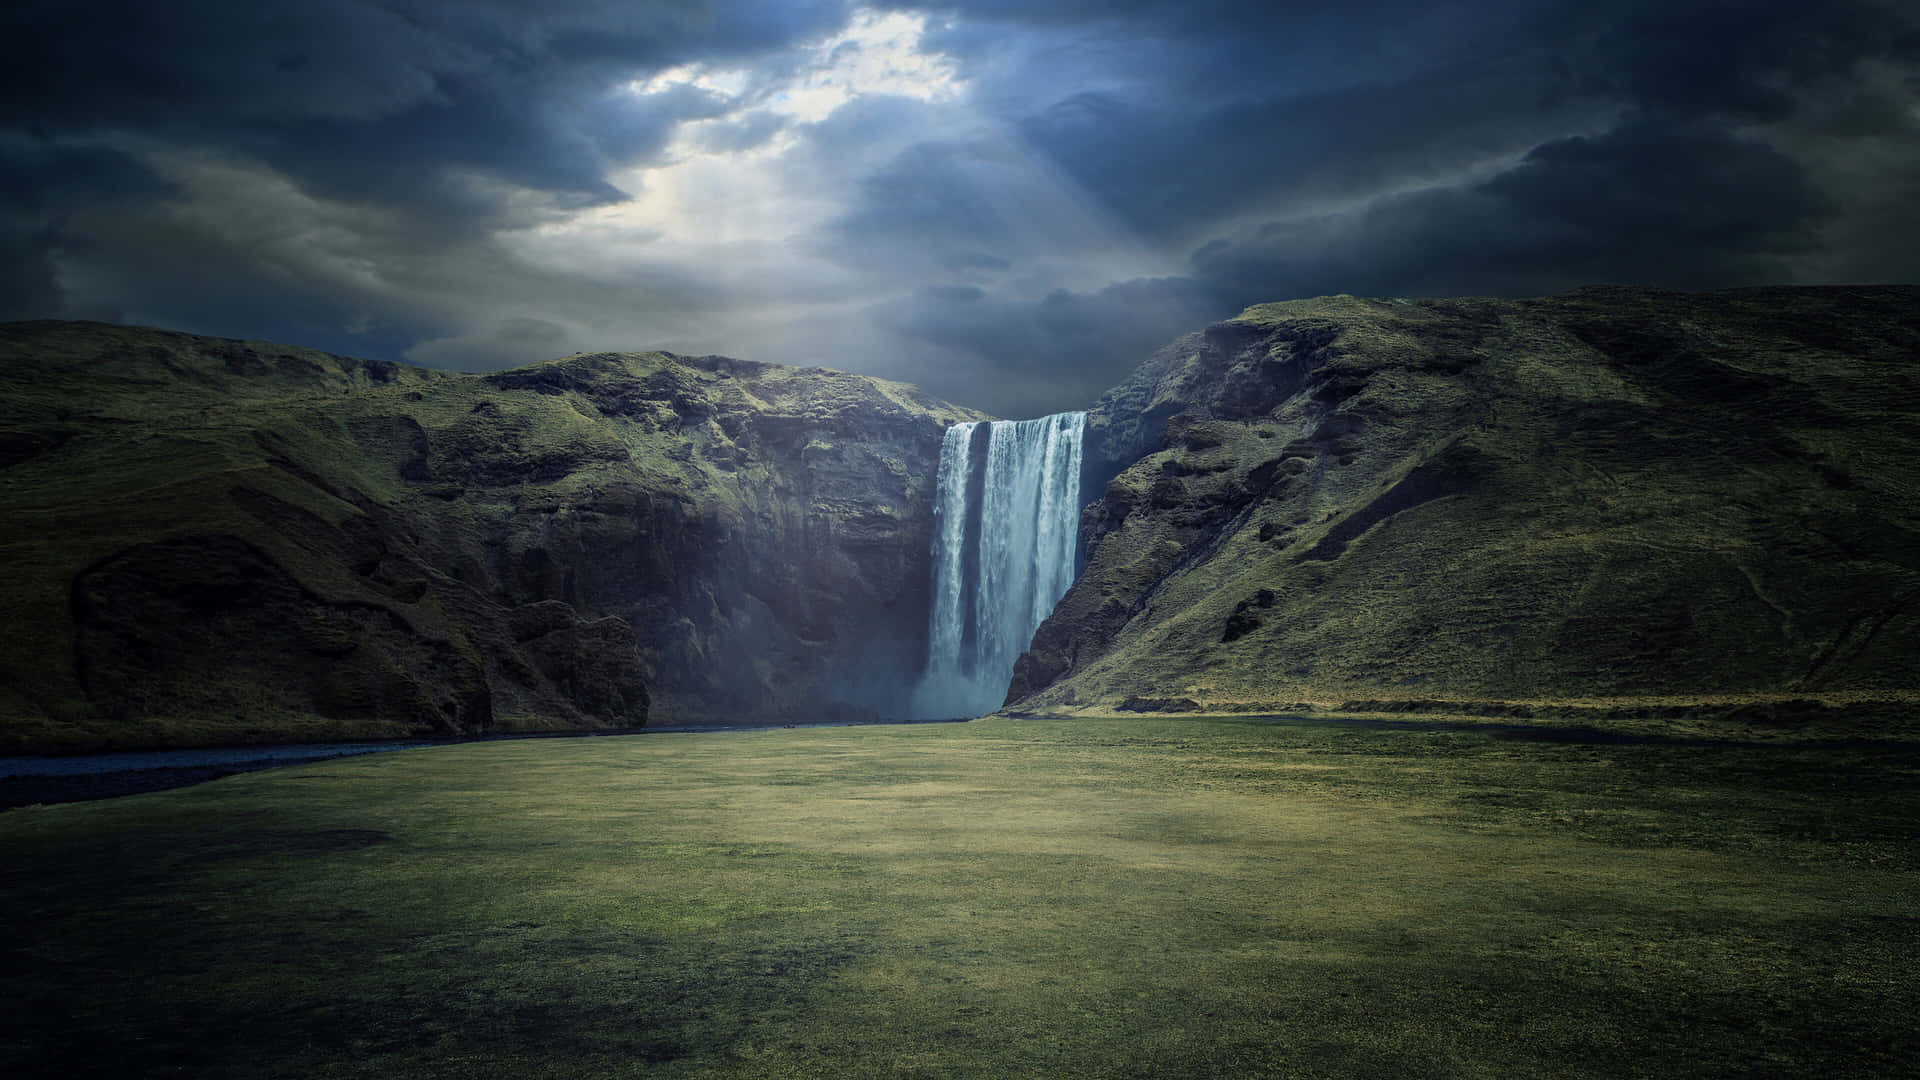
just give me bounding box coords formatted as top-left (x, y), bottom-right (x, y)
top-left (1012, 286), bottom-right (1920, 711)
top-left (0, 322), bottom-right (980, 750)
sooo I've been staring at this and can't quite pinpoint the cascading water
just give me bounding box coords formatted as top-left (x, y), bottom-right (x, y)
top-left (912, 411), bottom-right (1086, 718)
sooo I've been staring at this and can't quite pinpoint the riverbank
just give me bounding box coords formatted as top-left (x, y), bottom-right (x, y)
top-left (0, 717), bottom-right (974, 809)
top-left (10, 704), bottom-right (1915, 811)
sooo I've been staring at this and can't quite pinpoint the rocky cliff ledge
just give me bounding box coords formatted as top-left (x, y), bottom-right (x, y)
top-left (1013, 285), bottom-right (1920, 711)
top-left (0, 322), bottom-right (980, 750)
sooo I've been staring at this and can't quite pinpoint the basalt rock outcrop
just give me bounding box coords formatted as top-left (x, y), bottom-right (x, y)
top-left (0, 321), bottom-right (980, 750)
top-left (1012, 286), bottom-right (1920, 710)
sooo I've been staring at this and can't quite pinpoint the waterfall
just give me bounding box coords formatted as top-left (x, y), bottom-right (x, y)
top-left (913, 411), bottom-right (1086, 718)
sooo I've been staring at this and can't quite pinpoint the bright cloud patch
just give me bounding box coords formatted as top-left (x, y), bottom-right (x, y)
top-left (499, 3), bottom-right (1180, 396)
top-left (515, 9), bottom-right (966, 275)
top-left (631, 9), bottom-right (962, 124)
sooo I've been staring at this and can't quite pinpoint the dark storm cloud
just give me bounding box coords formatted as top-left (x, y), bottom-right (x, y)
top-left (0, 0), bottom-right (850, 325)
top-left (0, 228), bottom-right (63, 322)
top-left (1009, 52), bottom-right (1595, 246)
top-left (922, 1), bottom-right (1912, 226)
top-left (0, 139), bottom-right (173, 319)
top-left (1192, 119), bottom-right (1837, 305)
top-left (1, 0), bottom-right (1916, 416)
top-left (1200, 0), bottom-right (1920, 297)
top-left (243, 75), bottom-right (732, 223)
top-left (406, 315), bottom-right (574, 371)
top-left (941, 251), bottom-right (1012, 273)
top-left (0, 141), bottom-right (169, 214)
top-left (818, 137), bottom-right (1023, 275)
top-left (878, 276), bottom-right (1216, 417)
top-left (815, 0), bottom-right (1916, 411)
top-left (1590, 0), bottom-right (1919, 122)
top-left (1480, 122), bottom-right (1832, 265)
top-left (0, 0), bottom-right (850, 130)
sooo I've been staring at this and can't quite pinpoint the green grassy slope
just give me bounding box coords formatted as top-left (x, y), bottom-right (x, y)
top-left (0, 322), bottom-right (979, 751)
top-left (1015, 286), bottom-right (1920, 716)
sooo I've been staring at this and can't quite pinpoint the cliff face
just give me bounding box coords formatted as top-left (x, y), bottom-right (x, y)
top-left (0, 322), bottom-right (980, 750)
top-left (1013, 286), bottom-right (1920, 709)
top-left (464, 350), bottom-right (983, 725)
top-left (9, 286), bottom-right (1917, 748)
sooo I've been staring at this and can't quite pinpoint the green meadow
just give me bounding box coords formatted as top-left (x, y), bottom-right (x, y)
top-left (3, 715), bottom-right (1916, 1078)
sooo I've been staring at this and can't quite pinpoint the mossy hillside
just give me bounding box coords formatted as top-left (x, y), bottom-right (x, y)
top-left (2, 715), bottom-right (1914, 1077)
top-left (1017, 286), bottom-right (1920, 715)
top-left (0, 323), bottom-right (981, 751)
top-left (0, 322), bottom-right (468, 748)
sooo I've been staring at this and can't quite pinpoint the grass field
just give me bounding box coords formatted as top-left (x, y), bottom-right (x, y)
top-left (3, 715), bottom-right (1916, 1078)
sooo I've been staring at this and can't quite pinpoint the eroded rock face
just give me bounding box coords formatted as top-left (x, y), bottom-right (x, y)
top-left (72, 534), bottom-right (497, 737)
top-left (1012, 286), bottom-right (1920, 710)
top-left (429, 351), bottom-right (982, 725)
top-left (0, 323), bottom-right (979, 749)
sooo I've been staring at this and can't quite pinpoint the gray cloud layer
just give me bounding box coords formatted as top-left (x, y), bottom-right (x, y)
top-left (3, 0), bottom-right (1915, 416)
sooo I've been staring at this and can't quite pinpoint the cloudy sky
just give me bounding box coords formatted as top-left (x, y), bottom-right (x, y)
top-left (3, 1), bottom-right (1917, 416)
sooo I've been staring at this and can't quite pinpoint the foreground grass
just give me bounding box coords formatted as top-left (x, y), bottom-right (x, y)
top-left (2, 716), bottom-right (1916, 1078)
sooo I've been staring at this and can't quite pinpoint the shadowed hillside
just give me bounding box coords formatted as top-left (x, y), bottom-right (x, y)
top-left (0, 322), bottom-right (980, 751)
top-left (1012, 286), bottom-right (1920, 717)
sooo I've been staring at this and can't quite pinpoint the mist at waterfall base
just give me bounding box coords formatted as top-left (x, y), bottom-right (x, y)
top-left (910, 412), bottom-right (1087, 720)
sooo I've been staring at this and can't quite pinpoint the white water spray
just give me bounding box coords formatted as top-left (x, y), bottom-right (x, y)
top-left (913, 412), bottom-right (1085, 718)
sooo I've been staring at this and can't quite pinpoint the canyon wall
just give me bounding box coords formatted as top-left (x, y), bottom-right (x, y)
top-left (0, 322), bottom-right (981, 749)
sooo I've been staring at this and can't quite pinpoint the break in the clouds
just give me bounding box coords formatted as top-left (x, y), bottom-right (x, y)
top-left (2, 1), bottom-right (1916, 417)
